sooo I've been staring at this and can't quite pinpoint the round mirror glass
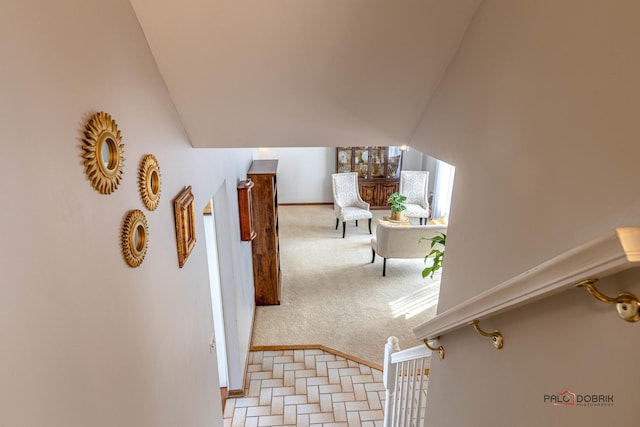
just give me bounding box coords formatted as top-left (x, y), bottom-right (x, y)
top-left (100, 137), bottom-right (118, 173)
top-left (150, 170), bottom-right (160, 196)
top-left (134, 223), bottom-right (146, 253)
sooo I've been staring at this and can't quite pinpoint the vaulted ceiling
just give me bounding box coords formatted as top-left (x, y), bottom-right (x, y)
top-left (130, 0), bottom-right (480, 148)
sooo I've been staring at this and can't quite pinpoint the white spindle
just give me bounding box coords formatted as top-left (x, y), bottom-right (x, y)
top-left (383, 337), bottom-right (400, 427)
top-left (408, 359), bottom-right (417, 426)
top-left (416, 357), bottom-right (426, 426)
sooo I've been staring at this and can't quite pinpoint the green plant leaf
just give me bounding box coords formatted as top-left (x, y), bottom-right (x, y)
top-left (421, 232), bottom-right (446, 280)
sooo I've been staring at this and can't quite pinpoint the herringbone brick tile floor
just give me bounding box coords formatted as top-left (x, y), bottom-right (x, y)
top-left (223, 348), bottom-right (385, 427)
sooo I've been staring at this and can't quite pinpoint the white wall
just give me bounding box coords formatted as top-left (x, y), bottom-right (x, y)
top-left (423, 156), bottom-right (438, 195)
top-left (0, 1), bottom-right (255, 426)
top-left (409, 0), bottom-right (640, 425)
top-left (257, 147), bottom-right (334, 203)
top-left (401, 148), bottom-right (424, 171)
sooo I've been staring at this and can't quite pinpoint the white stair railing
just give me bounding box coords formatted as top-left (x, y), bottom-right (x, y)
top-left (383, 337), bottom-right (431, 427)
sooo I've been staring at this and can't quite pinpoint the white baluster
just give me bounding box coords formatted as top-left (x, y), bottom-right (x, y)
top-left (409, 359), bottom-right (417, 425)
top-left (383, 337), bottom-right (400, 427)
top-left (416, 357), bottom-right (426, 426)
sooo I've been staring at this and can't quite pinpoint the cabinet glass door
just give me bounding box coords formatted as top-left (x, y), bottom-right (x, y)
top-left (354, 147), bottom-right (368, 178)
top-left (387, 146), bottom-right (402, 179)
top-left (336, 147), bottom-right (352, 173)
top-left (370, 146), bottom-right (385, 178)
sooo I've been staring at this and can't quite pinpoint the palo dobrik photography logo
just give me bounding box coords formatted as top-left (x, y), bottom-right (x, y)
top-left (555, 390), bottom-right (576, 406)
top-left (544, 390), bottom-right (614, 407)
top-left (544, 390), bottom-right (576, 406)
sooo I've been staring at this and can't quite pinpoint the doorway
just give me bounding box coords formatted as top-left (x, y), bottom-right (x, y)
top-left (203, 199), bottom-right (228, 389)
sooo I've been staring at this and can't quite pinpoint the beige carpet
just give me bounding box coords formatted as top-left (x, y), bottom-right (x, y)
top-left (251, 205), bottom-right (440, 367)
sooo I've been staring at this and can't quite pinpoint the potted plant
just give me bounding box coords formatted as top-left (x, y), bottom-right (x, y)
top-left (420, 232), bottom-right (446, 279)
top-left (387, 192), bottom-right (407, 221)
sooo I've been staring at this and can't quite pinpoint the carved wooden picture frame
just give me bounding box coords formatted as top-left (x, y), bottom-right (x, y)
top-left (173, 186), bottom-right (196, 268)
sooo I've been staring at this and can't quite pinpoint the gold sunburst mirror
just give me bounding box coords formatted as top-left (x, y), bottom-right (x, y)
top-left (122, 209), bottom-right (149, 268)
top-left (81, 111), bottom-right (125, 194)
top-left (139, 154), bottom-right (162, 211)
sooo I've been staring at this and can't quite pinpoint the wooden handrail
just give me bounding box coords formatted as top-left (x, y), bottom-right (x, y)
top-left (414, 227), bottom-right (640, 342)
top-left (390, 343), bottom-right (432, 365)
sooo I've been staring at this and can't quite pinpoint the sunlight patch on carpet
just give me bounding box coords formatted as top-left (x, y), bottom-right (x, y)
top-left (389, 280), bottom-right (440, 319)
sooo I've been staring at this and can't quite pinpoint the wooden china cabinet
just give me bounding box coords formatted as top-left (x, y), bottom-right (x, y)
top-left (335, 146), bottom-right (403, 209)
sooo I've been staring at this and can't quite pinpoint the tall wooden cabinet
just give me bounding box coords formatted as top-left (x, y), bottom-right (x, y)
top-left (247, 160), bottom-right (281, 306)
top-left (336, 146), bottom-right (403, 208)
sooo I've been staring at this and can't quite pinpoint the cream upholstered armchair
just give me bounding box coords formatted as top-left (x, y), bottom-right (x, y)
top-left (399, 170), bottom-right (430, 224)
top-left (331, 172), bottom-right (372, 238)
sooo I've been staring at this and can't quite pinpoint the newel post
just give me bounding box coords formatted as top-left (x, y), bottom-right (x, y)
top-left (383, 336), bottom-right (401, 427)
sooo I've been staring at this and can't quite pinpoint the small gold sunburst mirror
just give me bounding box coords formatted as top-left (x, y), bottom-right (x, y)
top-left (122, 209), bottom-right (148, 268)
top-left (139, 154), bottom-right (162, 210)
top-left (81, 111), bottom-right (125, 194)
